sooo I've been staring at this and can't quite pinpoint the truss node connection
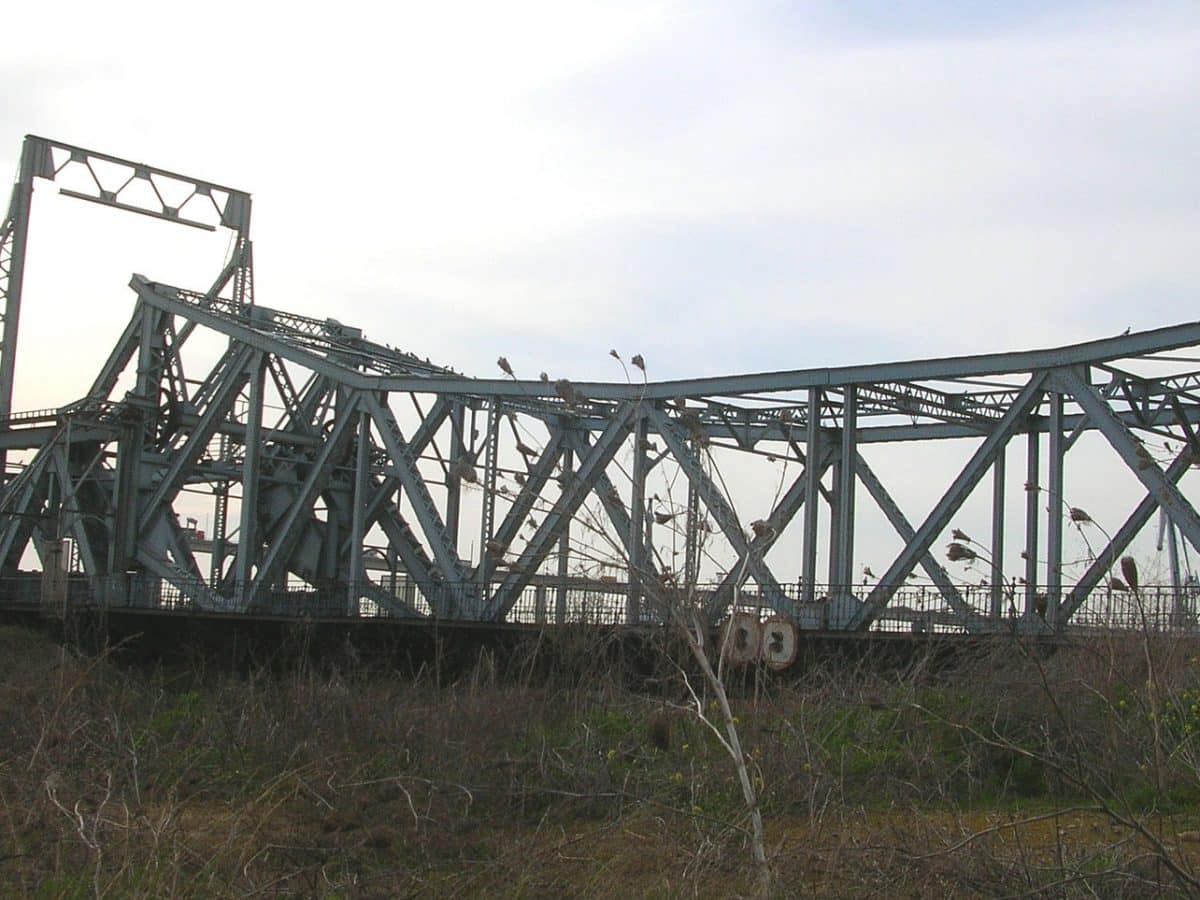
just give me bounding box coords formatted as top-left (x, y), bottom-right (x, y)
top-left (2, 135), bottom-right (1200, 634)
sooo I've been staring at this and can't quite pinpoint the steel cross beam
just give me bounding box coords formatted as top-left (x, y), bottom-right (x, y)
top-left (0, 428), bottom-right (60, 568)
top-left (1058, 367), bottom-right (1200, 567)
top-left (245, 392), bottom-right (363, 606)
top-left (487, 403), bottom-right (634, 620)
top-left (0, 140), bottom-right (41, 426)
top-left (363, 394), bottom-right (472, 591)
top-left (648, 406), bottom-right (791, 615)
top-left (370, 497), bottom-right (442, 616)
top-left (850, 374), bottom-right (1046, 630)
top-left (802, 389), bottom-right (822, 603)
top-left (1059, 446), bottom-right (1194, 621)
top-left (561, 428), bottom-right (666, 585)
top-left (853, 453), bottom-right (978, 627)
top-left (476, 404), bottom-right (502, 588)
top-left (708, 444), bottom-right (838, 619)
top-left (339, 395), bottom-right (450, 558)
top-left (474, 429), bottom-right (565, 582)
top-left (137, 344), bottom-right (254, 533)
top-left (47, 446), bottom-right (101, 578)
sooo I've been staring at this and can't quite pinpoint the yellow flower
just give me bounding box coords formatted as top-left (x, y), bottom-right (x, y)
top-left (681, 743), bottom-right (690, 752)
top-left (672, 772), bottom-right (684, 783)
top-left (606, 749), bottom-right (616, 761)
top-left (692, 805), bottom-right (703, 814)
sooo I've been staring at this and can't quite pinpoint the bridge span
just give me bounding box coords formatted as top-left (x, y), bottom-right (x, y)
top-left (2, 135), bottom-right (1199, 638)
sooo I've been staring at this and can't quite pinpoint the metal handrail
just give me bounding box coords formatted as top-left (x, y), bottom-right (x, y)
top-left (0, 572), bottom-right (1194, 635)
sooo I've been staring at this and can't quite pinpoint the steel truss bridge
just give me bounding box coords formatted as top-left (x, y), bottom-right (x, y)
top-left (1, 135), bottom-right (1199, 635)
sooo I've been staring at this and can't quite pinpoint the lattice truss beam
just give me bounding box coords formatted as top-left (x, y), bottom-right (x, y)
top-left (4, 136), bottom-right (1200, 632)
top-left (3, 272), bottom-right (1200, 630)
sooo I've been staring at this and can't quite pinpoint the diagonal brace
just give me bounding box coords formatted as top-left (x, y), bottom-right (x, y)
top-left (487, 403), bottom-right (633, 620)
top-left (1060, 447), bottom-right (1194, 621)
top-left (1060, 365), bottom-right (1200, 573)
top-left (649, 406), bottom-right (791, 615)
top-left (709, 444), bottom-right (838, 619)
top-left (851, 373), bottom-right (1046, 630)
top-left (854, 452), bottom-right (983, 629)
top-left (246, 392), bottom-right (362, 603)
top-left (363, 393), bottom-right (470, 586)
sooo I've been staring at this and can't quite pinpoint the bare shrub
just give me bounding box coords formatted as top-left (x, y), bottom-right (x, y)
top-left (7, 620), bottom-right (1200, 896)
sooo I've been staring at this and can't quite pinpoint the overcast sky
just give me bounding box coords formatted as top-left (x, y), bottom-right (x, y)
top-left (5, 0), bottom-right (1199, 397)
top-left (4, 1), bottom-right (1200, 584)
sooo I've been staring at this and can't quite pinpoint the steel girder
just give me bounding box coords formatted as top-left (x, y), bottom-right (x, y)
top-left (7, 281), bottom-right (1200, 630)
top-left (5, 137), bottom-right (1200, 633)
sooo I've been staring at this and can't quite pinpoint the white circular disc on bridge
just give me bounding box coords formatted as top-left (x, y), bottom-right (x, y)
top-left (761, 615), bottom-right (798, 670)
top-left (720, 612), bottom-right (762, 665)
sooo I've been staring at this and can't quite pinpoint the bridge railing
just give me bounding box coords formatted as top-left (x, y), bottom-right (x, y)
top-left (0, 573), bottom-right (1196, 633)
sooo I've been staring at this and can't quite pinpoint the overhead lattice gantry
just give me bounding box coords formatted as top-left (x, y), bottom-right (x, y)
top-left (2, 135), bottom-right (1200, 633)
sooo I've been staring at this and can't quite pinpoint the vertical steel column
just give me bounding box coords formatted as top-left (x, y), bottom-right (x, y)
top-left (802, 389), bottom-right (822, 602)
top-left (833, 387), bottom-right (857, 593)
top-left (1167, 515), bottom-right (1184, 623)
top-left (209, 435), bottom-right (230, 586)
top-left (644, 512), bottom-right (655, 620)
top-left (627, 415), bottom-right (648, 624)
top-left (108, 424), bottom-right (140, 575)
top-left (556, 447), bottom-right (573, 624)
top-left (387, 544), bottom-right (398, 597)
top-left (535, 584), bottom-right (547, 624)
top-left (446, 402), bottom-right (464, 552)
top-left (234, 353), bottom-right (266, 602)
top-left (0, 139), bottom-right (44, 429)
top-left (1046, 393), bottom-right (1064, 627)
top-left (990, 446), bottom-right (1006, 619)
top-left (477, 404), bottom-right (500, 592)
top-left (110, 309), bottom-right (164, 573)
top-left (684, 459), bottom-right (700, 589)
top-left (134, 306), bottom-right (165, 397)
top-left (1024, 430), bottom-right (1040, 615)
top-left (231, 236), bottom-right (254, 310)
top-left (826, 458), bottom-right (840, 589)
top-left (320, 494), bottom-right (340, 583)
top-left (348, 408), bottom-right (370, 615)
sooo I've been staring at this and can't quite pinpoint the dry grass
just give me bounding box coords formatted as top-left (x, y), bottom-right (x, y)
top-left (3, 624), bottom-right (1200, 897)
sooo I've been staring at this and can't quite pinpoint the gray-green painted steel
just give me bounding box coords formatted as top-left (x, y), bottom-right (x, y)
top-left (2, 135), bottom-right (1200, 633)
